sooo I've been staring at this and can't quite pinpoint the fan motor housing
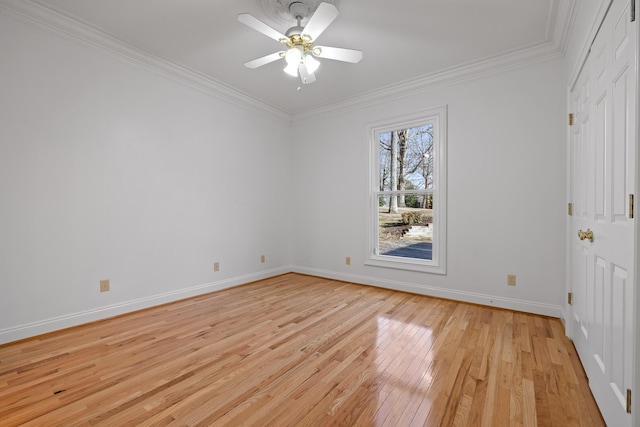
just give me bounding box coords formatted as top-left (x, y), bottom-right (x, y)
top-left (285, 25), bottom-right (305, 37)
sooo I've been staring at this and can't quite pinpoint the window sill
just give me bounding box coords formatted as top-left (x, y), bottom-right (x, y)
top-left (365, 256), bottom-right (446, 275)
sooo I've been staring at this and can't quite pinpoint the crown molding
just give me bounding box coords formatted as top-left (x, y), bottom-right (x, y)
top-left (0, 0), bottom-right (577, 125)
top-left (0, 0), bottom-right (292, 124)
top-left (291, 41), bottom-right (565, 123)
top-left (292, 0), bottom-right (578, 123)
top-left (555, 0), bottom-right (580, 55)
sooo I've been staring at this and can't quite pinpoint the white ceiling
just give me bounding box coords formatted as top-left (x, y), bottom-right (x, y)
top-left (18, 0), bottom-right (571, 115)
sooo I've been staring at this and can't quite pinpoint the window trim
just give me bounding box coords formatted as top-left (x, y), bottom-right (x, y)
top-left (366, 105), bottom-right (447, 275)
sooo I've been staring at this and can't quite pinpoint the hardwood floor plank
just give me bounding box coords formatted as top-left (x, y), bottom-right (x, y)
top-left (522, 377), bottom-right (538, 427)
top-left (0, 273), bottom-right (605, 426)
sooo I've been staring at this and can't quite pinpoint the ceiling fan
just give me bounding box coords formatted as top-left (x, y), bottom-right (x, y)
top-left (238, 1), bottom-right (363, 85)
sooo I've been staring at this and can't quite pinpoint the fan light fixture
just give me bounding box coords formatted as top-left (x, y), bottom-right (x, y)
top-left (284, 48), bottom-right (320, 77)
top-left (285, 45), bottom-right (303, 67)
top-left (304, 53), bottom-right (320, 73)
top-left (238, 2), bottom-right (363, 85)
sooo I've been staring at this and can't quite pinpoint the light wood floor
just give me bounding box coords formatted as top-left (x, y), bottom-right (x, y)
top-left (0, 273), bottom-right (604, 426)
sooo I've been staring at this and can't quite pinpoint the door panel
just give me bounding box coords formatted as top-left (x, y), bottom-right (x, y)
top-left (613, 67), bottom-right (631, 221)
top-left (592, 256), bottom-right (606, 371)
top-left (594, 95), bottom-right (606, 220)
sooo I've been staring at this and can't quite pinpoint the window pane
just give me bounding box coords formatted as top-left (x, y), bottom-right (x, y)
top-left (378, 197), bottom-right (433, 260)
top-left (378, 125), bottom-right (434, 192)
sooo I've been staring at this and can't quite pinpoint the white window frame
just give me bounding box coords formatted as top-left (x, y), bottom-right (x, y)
top-left (366, 105), bottom-right (447, 274)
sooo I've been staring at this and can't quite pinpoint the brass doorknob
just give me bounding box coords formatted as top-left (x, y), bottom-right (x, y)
top-left (578, 229), bottom-right (594, 242)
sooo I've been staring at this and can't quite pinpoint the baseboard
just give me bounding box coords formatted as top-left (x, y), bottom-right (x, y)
top-left (0, 266), bottom-right (291, 345)
top-left (1, 265), bottom-right (563, 345)
top-left (292, 266), bottom-right (563, 318)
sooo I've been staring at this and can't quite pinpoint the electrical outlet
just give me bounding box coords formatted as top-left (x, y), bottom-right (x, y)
top-left (346, 256), bottom-right (351, 265)
top-left (261, 255), bottom-right (265, 263)
top-left (214, 262), bottom-right (220, 272)
top-left (100, 279), bottom-right (110, 292)
top-left (507, 275), bottom-right (516, 286)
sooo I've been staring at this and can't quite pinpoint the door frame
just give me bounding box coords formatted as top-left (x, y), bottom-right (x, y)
top-left (634, 0), bottom-right (640, 418)
top-left (565, 0), bottom-right (639, 422)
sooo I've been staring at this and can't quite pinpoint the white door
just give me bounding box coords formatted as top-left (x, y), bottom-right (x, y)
top-left (569, 0), bottom-right (637, 425)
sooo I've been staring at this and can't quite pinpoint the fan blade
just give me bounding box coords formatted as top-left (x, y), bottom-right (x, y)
top-left (298, 64), bottom-right (317, 84)
top-left (238, 13), bottom-right (287, 42)
top-left (302, 2), bottom-right (339, 42)
top-left (244, 52), bottom-right (284, 69)
top-left (315, 46), bottom-right (363, 63)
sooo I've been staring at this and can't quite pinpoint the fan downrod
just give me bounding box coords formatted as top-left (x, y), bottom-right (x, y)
top-left (285, 2), bottom-right (308, 36)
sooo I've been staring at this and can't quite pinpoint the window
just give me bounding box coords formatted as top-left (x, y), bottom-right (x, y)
top-left (367, 106), bottom-right (447, 274)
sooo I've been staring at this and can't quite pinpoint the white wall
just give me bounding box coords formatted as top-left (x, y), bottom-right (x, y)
top-left (291, 60), bottom-right (567, 316)
top-left (0, 11), bottom-right (293, 343)
top-left (0, 4), bottom-right (575, 344)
